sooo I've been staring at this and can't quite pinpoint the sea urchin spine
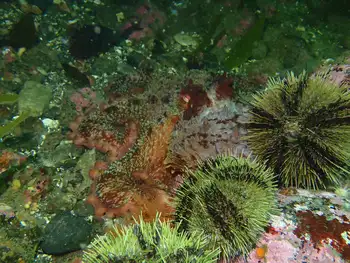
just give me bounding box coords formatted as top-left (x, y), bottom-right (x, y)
top-left (174, 154), bottom-right (278, 260)
top-left (246, 71), bottom-right (350, 189)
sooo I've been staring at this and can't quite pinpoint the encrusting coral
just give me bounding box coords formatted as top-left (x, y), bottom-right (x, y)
top-left (246, 71), bottom-right (350, 189)
top-left (174, 154), bottom-right (279, 260)
top-left (83, 213), bottom-right (221, 263)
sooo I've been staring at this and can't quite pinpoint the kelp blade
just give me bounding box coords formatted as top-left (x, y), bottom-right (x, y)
top-left (0, 94), bottom-right (19, 105)
top-left (224, 15), bottom-right (265, 69)
top-left (0, 112), bottom-right (30, 139)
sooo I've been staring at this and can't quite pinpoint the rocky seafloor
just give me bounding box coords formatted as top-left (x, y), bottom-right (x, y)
top-left (0, 0), bottom-right (350, 263)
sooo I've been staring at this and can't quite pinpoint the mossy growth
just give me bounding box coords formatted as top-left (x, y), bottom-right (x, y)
top-left (246, 71), bottom-right (350, 189)
top-left (174, 154), bottom-right (278, 260)
top-left (83, 214), bottom-right (220, 263)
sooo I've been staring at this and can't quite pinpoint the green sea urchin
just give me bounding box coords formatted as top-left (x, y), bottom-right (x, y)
top-left (174, 154), bottom-right (278, 259)
top-left (246, 71), bottom-right (350, 189)
top-left (83, 214), bottom-right (220, 263)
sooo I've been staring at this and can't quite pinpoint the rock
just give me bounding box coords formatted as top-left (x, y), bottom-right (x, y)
top-left (18, 80), bottom-right (52, 117)
top-left (174, 33), bottom-right (198, 47)
top-left (39, 141), bottom-right (77, 168)
top-left (61, 63), bottom-right (90, 87)
top-left (69, 25), bottom-right (121, 59)
top-left (8, 14), bottom-right (39, 49)
top-left (40, 211), bottom-right (93, 255)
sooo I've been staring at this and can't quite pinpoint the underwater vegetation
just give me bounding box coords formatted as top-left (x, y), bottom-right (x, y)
top-left (0, 93), bottom-right (25, 139)
top-left (174, 154), bottom-right (279, 260)
top-left (0, 81), bottom-right (52, 138)
top-left (83, 214), bottom-right (220, 263)
top-left (246, 71), bottom-right (350, 189)
top-left (0, 0), bottom-right (349, 261)
top-left (223, 15), bottom-right (265, 69)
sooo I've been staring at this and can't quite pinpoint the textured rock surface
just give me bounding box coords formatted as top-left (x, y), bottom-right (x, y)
top-left (40, 211), bottom-right (93, 255)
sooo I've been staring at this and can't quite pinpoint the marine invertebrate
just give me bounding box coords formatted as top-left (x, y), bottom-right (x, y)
top-left (236, 211), bottom-right (348, 263)
top-left (294, 210), bottom-right (350, 261)
top-left (179, 79), bottom-right (212, 120)
top-left (170, 100), bottom-right (251, 169)
top-left (68, 98), bottom-right (150, 162)
top-left (87, 116), bottom-right (180, 222)
top-left (174, 154), bottom-right (278, 260)
top-left (83, 214), bottom-right (220, 263)
top-left (326, 64), bottom-right (350, 87)
top-left (333, 182), bottom-right (350, 199)
top-left (214, 73), bottom-right (235, 100)
top-left (246, 71), bottom-right (350, 189)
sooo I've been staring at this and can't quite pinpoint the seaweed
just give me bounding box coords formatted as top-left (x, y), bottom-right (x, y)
top-left (0, 81), bottom-right (52, 139)
top-left (0, 93), bottom-right (19, 105)
top-left (0, 93), bottom-right (27, 139)
top-left (224, 15), bottom-right (265, 69)
top-left (0, 111), bottom-right (30, 139)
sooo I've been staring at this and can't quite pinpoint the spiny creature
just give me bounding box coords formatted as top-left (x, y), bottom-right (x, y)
top-left (174, 154), bottom-right (278, 260)
top-left (246, 71), bottom-right (350, 189)
top-left (83, 213), bottom-right (220, 263)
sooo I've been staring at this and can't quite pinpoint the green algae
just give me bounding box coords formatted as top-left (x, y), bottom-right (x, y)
top-left (0, 94), bottom-right (19, 105)
top-left (224, 15), bottom-right (265, 69)
top-left (0, 111), bottom-right (31, 139)
top-left (0, 81), bottom-right (52, 139)
top-left (0, 93), bottom-right (28, 139)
